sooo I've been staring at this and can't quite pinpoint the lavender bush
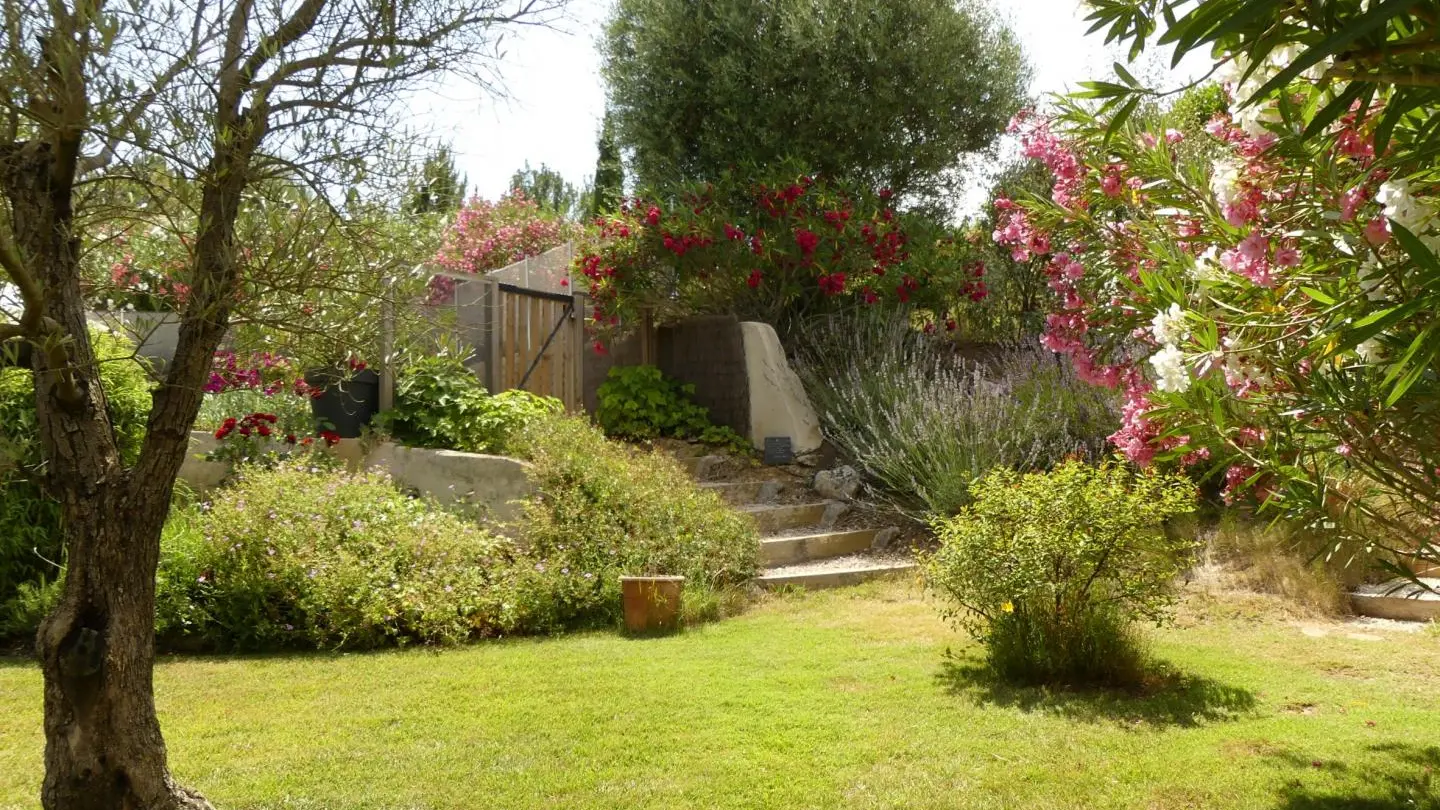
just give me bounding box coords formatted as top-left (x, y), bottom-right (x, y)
top-left (795, 312), bottom-right (1118, 517)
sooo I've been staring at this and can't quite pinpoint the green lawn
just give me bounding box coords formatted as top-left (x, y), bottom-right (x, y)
top-left (2, 581), bottom-right (1438, 809)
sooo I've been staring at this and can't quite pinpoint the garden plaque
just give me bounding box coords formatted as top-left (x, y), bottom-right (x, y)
top-left (763, 436), bottom-right (793, 466)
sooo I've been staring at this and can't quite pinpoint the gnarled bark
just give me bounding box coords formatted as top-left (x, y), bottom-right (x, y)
top-left (3, 137), bottom-right (226, 810)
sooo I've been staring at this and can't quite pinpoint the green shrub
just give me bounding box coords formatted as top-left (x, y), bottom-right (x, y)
top-left (596, 365), bottom-right (708, 439)
top-left (925, 461), bottom-right (1198, 686)
top-left (378, 355), bottom-right (561, 453)
top-left (508, 414), bottom-right (759, 631)
top-left (796, 313), bottom-right (1118, 516)
top-left (0, 330), bottom-right (153, 606)
top-left (596, 364), bottom-right (751, 453)
top-left (164, 462), bottom-right (519, 650)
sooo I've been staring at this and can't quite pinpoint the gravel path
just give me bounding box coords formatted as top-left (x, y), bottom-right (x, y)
top-left (760, 550), bottom-right (917, 578)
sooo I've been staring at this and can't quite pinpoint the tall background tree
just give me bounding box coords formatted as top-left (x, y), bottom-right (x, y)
top-left (0, 0), bottom-right (561, 807)
top-left (601, 0), bottom-right (1029, 208)
top-left (411, 147), bottom-right (468, 214)
top-left (589, 111), bottom-right (624, 218)
top-left (509, 161), bottom-right (581, 219)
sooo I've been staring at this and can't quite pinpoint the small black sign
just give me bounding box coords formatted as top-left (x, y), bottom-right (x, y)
top-left (763, 436), bottom-right (793, 466)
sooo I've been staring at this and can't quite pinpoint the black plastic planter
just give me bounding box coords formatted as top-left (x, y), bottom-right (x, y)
top-left (305, 368), bottom-right (380, 438)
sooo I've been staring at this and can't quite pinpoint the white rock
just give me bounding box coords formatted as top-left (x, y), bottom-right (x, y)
top-left (740, 322), bottom-right (824, 454)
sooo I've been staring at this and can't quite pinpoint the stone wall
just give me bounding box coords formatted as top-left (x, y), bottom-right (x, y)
top-left (178, 433), bottom-right (534, 522)
top-left (656, 315), bottom-right (750, 437)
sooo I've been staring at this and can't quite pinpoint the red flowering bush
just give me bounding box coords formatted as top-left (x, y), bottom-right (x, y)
top-left (84, 224), bottom-right (192, 311)
top-left (429, 190), bottom-right (580, 303)
top-left (198, 350), bottom-right (338, 466)
top-left (995, 45), bottom-right (1440, 564)
top-left (573, 169), bottom-right (988, 339)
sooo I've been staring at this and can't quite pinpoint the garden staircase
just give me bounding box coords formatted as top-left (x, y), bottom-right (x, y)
top-left (678, 452), bottom-right (916, 590)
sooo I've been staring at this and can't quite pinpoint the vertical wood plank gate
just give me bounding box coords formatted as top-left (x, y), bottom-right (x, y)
top-left (483, 279), bottom-right (584, 411)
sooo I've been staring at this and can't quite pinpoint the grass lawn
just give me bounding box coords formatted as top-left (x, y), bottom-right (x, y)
top-left (2, 580), bottom-right (1438, 809)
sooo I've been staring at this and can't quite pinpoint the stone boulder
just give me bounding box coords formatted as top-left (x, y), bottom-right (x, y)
top-left (813, 465), bottom-right (860, 501)
top-left (740, 322), bottom-right (824, 455)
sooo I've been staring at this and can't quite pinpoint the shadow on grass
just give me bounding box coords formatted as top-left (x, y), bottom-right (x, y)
top-left (1272, 743), bottom-right (1440, 809)
top-left (0, 653), bottom-right (36, 669)
top-left (934, 654), bottom-right (1256, 728)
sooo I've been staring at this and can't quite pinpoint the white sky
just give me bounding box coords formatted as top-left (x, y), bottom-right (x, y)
top-left (411, 0), bottom-right (1210, 205)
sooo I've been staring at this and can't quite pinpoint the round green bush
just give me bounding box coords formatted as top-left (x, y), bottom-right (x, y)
top-left (0, 330), bottom-right (153, 609)
top-left (378, 355), bottom-right (562, 453)
top-left (163, 460), bottom-right (520, 650)
top-left (508, 413), bottom-right (760, 630)
top-left (924, 461), bottom-right (1198, 686)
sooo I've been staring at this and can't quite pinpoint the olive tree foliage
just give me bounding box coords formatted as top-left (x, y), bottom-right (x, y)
top-left (0, 0), bottom-right (562, 807)
top-left (601, 0), bottom-right (1031, 207)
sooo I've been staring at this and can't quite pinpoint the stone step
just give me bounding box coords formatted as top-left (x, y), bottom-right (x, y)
top-left (699, 480), bottom-right (783, 506)
top-left (761, 529), bottom-right (878, 567)
top-left (677, 454), bottom-right (726, 481)
top-left (738, 501), bottom-right (837, 534)
top-left (1351, 577), bottom-right (1440, 622)
top-left (757, 553), bottom-right (918, 590)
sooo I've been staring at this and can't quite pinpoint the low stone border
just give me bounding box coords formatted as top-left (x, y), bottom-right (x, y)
top-left (178, 432), bottom-right (534, 522)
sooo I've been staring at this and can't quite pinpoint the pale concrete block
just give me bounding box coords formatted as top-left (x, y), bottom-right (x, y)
top-left (367, 444), bottom-right (534, 523)
top-left (739, 322), bottom-right (823, 454)
top-left (178, 431), bottom-right (231, 491)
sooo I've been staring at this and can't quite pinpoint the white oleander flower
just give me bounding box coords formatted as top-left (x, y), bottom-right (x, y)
top-left (1376, 179), bottom-right (1435, 233)
top-left (1150, 345), bottom-right (1191, 393)
top-left (1210, 158), bottom-right (1244, 208)
top-left (1190, 247), bottom-right (1227, 284)
top-left (1150, 303), bottom-right (1188, 346)
top-left (1355, 338), bottom-right (1384, 364)
top-left (1358, 257), bottom-right (1389, 302)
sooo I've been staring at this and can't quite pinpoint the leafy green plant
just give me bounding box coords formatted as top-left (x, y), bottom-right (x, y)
top-left (473, 389), bottom-right (565, 454)
top-left (0, 330), bottom-right (153, 607)
top-left (379, 355), bottom-right (491, 448)
top-left (507, 413), bottom-right (759, 631)
top-left (377, 355), bottom-right (561, 454)
top-left (595, 365), bottom-right (750, 455)
top-left (596, 365), bottom-right (707, 440)
top-left (925, 461), bottom-right (1197, 686)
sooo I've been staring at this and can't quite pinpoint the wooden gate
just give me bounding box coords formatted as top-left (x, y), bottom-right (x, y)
top-left (486, 280), bottom-right (584, 410)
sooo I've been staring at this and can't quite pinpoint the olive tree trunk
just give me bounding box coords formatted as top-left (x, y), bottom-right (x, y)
top-left (4, 129), bottom-right (250, 810)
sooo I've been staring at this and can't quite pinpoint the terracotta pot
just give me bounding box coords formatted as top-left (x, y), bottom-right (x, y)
top-left (620, 575), bottom-right (685, 635)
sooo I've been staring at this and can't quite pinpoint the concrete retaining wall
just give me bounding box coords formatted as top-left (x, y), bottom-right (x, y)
top-left (178, 432), bottom-right (534, 522)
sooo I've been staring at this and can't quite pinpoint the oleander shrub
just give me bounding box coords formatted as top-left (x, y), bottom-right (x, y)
top-left (925, 461), bottom-right (1198, 686)
top-left (507, 413), bottom-right (760, 630)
